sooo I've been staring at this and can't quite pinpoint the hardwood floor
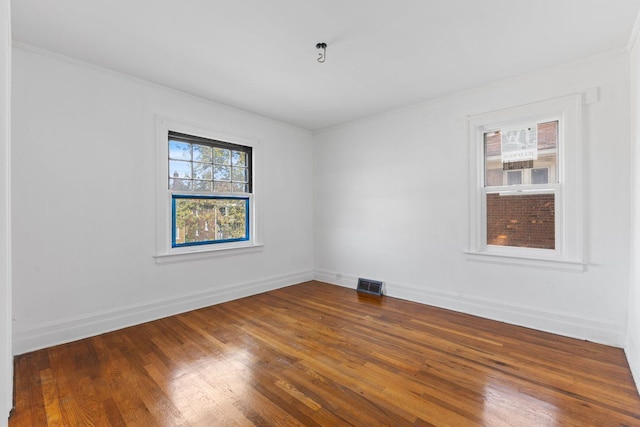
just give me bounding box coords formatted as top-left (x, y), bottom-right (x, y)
top-left (9, 281), bottom-right (640, 426)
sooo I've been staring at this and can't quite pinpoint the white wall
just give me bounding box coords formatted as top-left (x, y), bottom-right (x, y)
top-left (11, 46), bottom-right (315, 354)
top-left (0, 0), bottom-right (11, 423)
top-left (314, 51), bottom-right (632, 346)
top-left (627, 24), bottom-right (640, 390)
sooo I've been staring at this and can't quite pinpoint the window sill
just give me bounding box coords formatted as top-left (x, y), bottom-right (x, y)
top-left (464, 251), bottom-right (586, 272)
top-left (155, 243), bottom-right (264, 264)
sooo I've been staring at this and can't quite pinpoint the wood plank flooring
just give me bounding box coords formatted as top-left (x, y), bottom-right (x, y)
top-left (9, 281), bottom-right (640, 426)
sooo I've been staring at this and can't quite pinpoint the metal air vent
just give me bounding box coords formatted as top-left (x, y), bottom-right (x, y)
top-left (357, 278), bottom-right (384, 296)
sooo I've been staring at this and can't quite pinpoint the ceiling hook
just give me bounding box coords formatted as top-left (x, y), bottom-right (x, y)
top-left (316, 42), bottom-right (327, 63)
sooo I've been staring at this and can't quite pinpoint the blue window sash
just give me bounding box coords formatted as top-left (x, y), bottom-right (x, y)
top-left (171, 194), bottom-right (250, 248)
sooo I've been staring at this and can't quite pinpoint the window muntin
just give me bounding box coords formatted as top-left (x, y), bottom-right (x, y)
top-left (168, 131), bottom-right (252, 248)
top-left (482, 120), bottom-right (559, 250)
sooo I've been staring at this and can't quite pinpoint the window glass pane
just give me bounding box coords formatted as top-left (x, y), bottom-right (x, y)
top-left (484, 120), bottom-right (558, 187)
top-left (169, 140), bottom-right (191, 161)
top-left (173, 197), bottom-right (248, 246)
top-left (169, 160), bottom-right (192, 179)
top-left (232, 167), bottom-right (247, 183)
top-left (486, 192), bottom-right (555, 249)
top-left (232, 150), bottom-right (246, 166)
top-left (506, 170), bottom-right (522, 185)
top-left (214, 148), bottom-right (231, 165)
top-left (214, 165), bottom-right (231, 181)
top-left (232, 183), bottom-right (248, 192)
top-left (485, 169), bottom-right (502, 187)
top-left (193, 180), bottom-right (212, 192)
top-left (193, 163), bottom-right (212, 180)
top-left (484, 131), bottom-right (502, 187)
top-left (169, 178), bottom-right (193, 191)
top-left (193, 144), bottom-right (212, 162)
top-left (536, 121), bottom-right (558, 184)
top-left (214, 181), bottom-right (232, 193)
top-left (532, 168), bottom-right (549, 184)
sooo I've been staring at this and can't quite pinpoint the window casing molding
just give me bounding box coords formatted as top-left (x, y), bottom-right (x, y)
top-left (466, 94), bottom-right (586, 271)
top-left (155, 116), bottom-right (263, 263)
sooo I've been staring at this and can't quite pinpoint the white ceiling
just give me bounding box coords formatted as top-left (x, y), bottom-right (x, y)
top-left (11, 0), bottom-right (640, 131)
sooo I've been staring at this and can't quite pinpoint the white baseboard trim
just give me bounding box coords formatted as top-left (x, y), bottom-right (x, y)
top-left (314, 269), bottom-right (626, 347)
top-left (626, 336), bottom-right (640, 395)
top-left (13, 270), bottom-right (314, 355)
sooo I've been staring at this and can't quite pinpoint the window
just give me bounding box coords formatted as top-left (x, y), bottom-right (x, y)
top-left (467, 94), bottom-right (585, 271)
top-left (168, 131), bottom-right (251, 248)
top-left (484, 120), bottom-right (558, 250)
top-left (155, 117), bottom-right (262, 262)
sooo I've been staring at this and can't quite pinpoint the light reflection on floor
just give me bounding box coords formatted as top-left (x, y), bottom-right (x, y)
top-left (160, 343), bottom-right (257, 425)
top-left (481, 378), bottom-right (560, 426)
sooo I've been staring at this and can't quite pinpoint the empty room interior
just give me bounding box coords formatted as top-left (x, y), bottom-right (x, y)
top-left (5, 0), bottom-right (640, 425)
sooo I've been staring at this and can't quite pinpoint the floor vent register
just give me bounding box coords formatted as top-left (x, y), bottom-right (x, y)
top-left (357, 278), bottom-right (384, 296)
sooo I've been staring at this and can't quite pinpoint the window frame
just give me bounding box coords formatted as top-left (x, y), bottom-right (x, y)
top-left (155, 116), bottom-right (263, 263)
top-left (466, 94), bottom-right (585, 271)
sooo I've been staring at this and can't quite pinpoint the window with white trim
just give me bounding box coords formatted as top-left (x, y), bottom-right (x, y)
top-left (467, 95), bottom-right (585, 271)
top-left (155, 117), bottom-right (262, 262)
top-left (169, 131), bottom-right (252, 247)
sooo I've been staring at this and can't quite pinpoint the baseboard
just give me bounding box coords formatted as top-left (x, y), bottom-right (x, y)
top-left (314, 269), bottom-right (626, 347)
top-left (12, 270), bottom-right (314, 355)
top-left (626, 336), bottom-right (640, 395)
